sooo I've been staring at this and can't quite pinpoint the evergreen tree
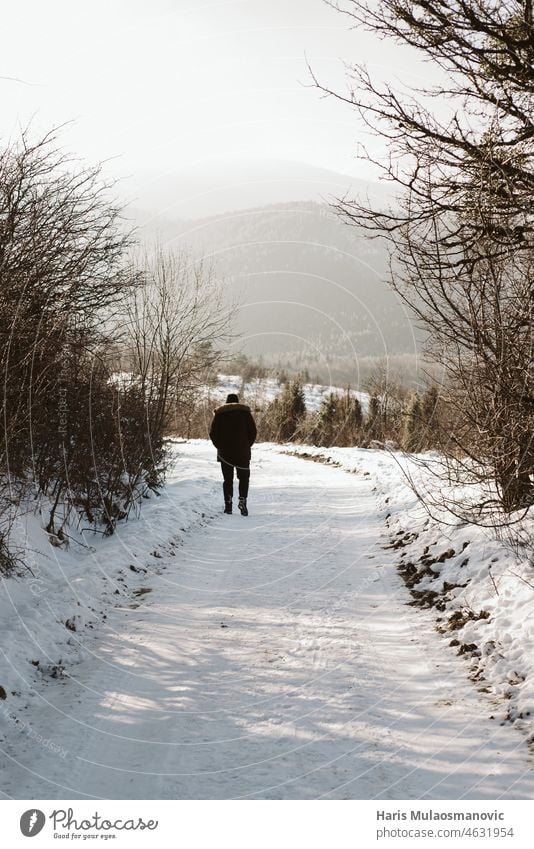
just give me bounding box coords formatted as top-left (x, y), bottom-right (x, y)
top-left (318, 392), bottom-right (338, 446)
top-left (335, 391), bottom-right (363, 446)
top-left (403, 393), bottom-right (424, 452)
top-left (366, 395), bottom-right (382, 440)
top-left (277, 379), bottom-right (306, 441)
top-left (421, 385), bottom-right (439, 449)
top-left (344, 393), bottom-right (363, 434)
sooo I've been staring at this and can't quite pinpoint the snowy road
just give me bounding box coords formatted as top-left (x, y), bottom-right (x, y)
top-left (2, 444), bottom-right (533, 799)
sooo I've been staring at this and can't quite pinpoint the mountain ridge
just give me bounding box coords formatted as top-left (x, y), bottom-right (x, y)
top-left (127, 198), bottom-right (420, 380)
top-left (126, 158), bottom-right (393, 221)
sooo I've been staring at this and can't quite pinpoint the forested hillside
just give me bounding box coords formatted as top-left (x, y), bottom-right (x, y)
top-left (132, 201), bottom-right (421, 381)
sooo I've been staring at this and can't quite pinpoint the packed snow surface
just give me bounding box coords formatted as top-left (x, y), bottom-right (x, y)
top-left (0, 441), bottom-right (532, 800)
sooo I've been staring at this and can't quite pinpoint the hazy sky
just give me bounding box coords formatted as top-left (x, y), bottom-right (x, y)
top-left (1, 0), bottom-right (427, 187)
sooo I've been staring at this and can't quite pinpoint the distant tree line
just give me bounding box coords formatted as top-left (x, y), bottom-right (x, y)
top-left (256, 376), bottom-right (441, 451)
top-left (182, 363), bottom-right (444, 451)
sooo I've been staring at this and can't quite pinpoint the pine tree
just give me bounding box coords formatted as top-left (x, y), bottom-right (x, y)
top-left (403, 393), bottom-right (424, 452)
top-left (277, 379), bottom-right (306, 441)
top-left (366, 395), bottom-right (382, 440)
top-left (421, 385), bottom-right (439, 449)
top-left (335, 391), bottom-right (363, 445)
top-left (318, 392), bottom-right (338, 446)
top-left (345, 393), bottom-right (363, 434)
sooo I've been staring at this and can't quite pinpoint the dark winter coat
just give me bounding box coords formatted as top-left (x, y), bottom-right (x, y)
top-left (209, 402), bottom-right (257, 467)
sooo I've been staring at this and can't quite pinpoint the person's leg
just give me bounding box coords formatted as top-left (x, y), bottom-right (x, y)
top-left (220, 461), bottom-right (234, 509)
top-left (236, 466), bottom-right (250, 515)
top-left (236, 466), bottom-right (250, 498)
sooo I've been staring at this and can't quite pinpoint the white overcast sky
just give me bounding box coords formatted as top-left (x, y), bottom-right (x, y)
top-left (1, 0), bottom-right (425, 183)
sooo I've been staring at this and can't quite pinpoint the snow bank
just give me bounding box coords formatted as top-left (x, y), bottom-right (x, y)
top-left (0, 441), bottom-right (221, 726)
top-left (285, 443), bottom-right (534, 744)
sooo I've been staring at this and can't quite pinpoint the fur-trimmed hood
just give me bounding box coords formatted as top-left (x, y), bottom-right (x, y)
top-left (214, 402), bottom-right (251, 415)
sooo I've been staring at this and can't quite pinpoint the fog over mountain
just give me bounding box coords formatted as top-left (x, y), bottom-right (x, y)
top-left (128, 159), bottom-right (394, 221)
top-left (128, 161), bottom-right (421, 382)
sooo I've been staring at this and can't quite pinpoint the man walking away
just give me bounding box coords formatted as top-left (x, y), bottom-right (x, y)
top-left (209, 393), bottom-right (257, 515)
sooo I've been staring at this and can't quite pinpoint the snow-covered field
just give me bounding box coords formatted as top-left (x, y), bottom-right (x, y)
top-left (204, 374), bottom-right (370, 413)
top-left (0, 441), bottom-right (532, 799)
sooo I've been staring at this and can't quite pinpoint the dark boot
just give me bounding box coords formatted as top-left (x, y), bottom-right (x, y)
top-left (238, 496), bottom-right (248, 516)
top-left (224, 499), bottom-right (232, 514)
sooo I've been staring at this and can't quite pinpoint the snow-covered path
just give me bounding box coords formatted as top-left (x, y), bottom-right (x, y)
top-left (2, 444), bottom-right (533, 799)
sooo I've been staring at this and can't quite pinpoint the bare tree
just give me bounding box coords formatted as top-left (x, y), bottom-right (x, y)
top-left (0, 127), bottom-right (180, 549)
top-left (0, 129), bottom-right (135, 455)
top-left (125, 247), bottom-right (231, 444)
top-left (315, 0), bottom-right (534, 516)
